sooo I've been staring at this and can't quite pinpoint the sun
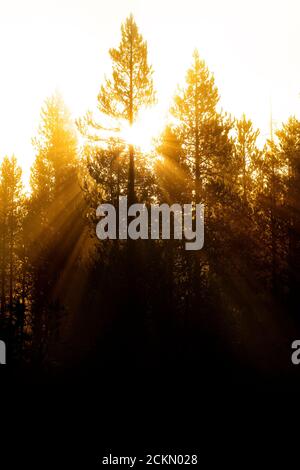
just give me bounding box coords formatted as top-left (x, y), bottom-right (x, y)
top-left (120, 107), bottom-right (165, 152)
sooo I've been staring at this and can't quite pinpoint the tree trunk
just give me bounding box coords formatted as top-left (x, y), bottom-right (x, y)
top-left (128, 25), bottom-right (135, 206)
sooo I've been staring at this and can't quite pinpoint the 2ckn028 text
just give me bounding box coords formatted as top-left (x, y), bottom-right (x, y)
top-left (145, 455), bottom-right (198, 465)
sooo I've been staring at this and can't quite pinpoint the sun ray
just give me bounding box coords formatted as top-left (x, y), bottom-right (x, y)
top-left (119, 107), bottom-right (166, 152)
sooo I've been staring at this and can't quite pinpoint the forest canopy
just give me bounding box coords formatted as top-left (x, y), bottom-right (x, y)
top-left (0, 15), bottom-right (300, 380)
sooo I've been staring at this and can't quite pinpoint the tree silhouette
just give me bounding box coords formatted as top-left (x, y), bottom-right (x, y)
top-left (1, 16), bottom-right (300, 390)
top-left (98, 14), bottom-right (155, 205)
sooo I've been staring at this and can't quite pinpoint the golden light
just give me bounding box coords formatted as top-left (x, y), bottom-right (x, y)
top-left (1, 0), bottom-right (300, 187)
top-left (119, 107), bottom-right (166, 152)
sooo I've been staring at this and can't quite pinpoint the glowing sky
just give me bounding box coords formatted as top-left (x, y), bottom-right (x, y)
top-left (0, 0), bottom-right (300, 183)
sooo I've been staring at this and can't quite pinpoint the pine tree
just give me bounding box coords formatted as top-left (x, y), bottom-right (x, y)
top-left (32, 91), bottom-right (77, 189)
top-left (98, 14), bottom-right (155, 205)
top-left (0, 156), bottom-right (24, 317)
top-left (275, 117), bottom-right (300, 313)
top-left (28, 92), bottom-right (80, 365)
top-left (234, 114), bottom-right (260, 205)
top-left (0, 156), bottom-right (27, 361)
top-left (171, 49), bottom-right (220, 204)
top-left (253, 141), bottom-right (281, 294)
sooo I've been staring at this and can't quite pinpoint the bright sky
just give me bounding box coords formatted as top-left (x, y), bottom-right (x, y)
top-left (0, 0), bottom-right (300, 184)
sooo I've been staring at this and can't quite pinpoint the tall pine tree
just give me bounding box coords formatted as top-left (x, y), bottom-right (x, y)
top-left (98, 14), bottom-right (155, 205)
